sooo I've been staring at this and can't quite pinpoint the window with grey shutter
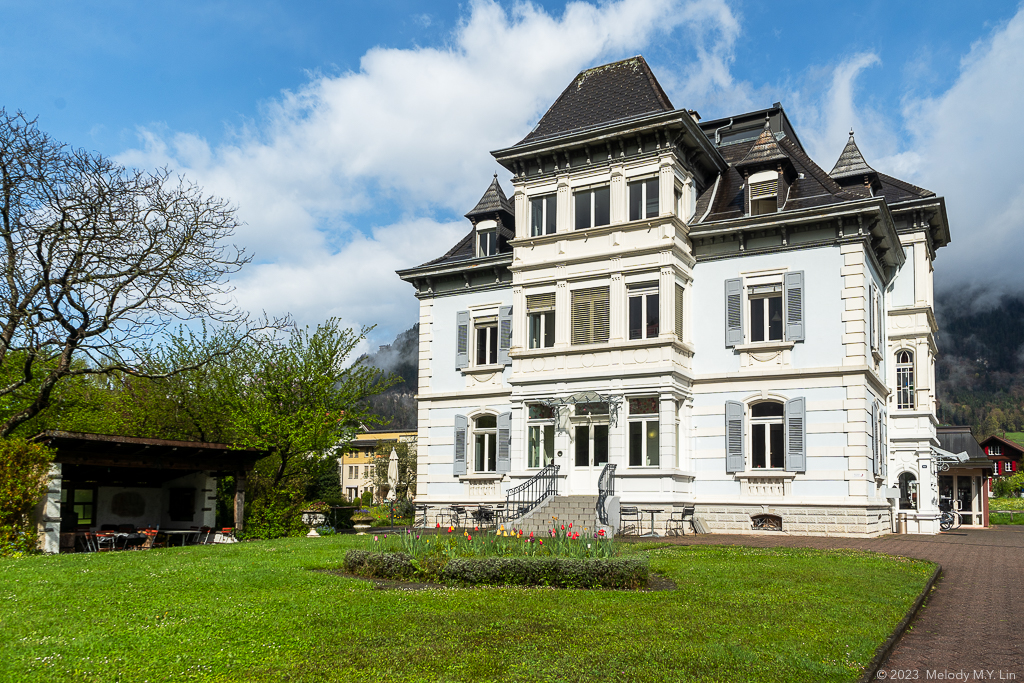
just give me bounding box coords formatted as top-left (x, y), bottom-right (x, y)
top-left (498, 305), bottom-right (513, 365)
top-left (497, 412), bottom-right (511, 473)
top-left (784, 397), bottom-right (806, 472)
top-left (868, 283), bottom-right (876, 353)
top-left (870, 401), bottom-right (879, 476)
top-left (725, 278), bottom-right (743, 347)
top-left (725, 401), bottom-right (745, 473)
top-left (784, 271), bottom-right (805, 342)
top-left (453, 414), bottom-right (468, 476)
top-left (675, 284), bottom-right (684, 341)
top-left (456, 311), bottom-right (470, 369)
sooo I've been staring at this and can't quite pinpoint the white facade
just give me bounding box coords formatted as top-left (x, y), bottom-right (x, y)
top-left (398, 58), bottom-right (951, 536)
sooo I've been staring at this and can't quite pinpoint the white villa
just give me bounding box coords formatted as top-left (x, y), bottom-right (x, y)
top-left (397, 56), bottom-right (968, 536)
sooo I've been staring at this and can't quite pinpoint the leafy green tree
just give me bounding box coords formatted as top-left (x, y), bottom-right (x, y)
top-left (0, 437), bottom-right (54, 556)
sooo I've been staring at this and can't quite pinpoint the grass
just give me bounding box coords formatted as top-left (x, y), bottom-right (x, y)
top-left (1002, 432), bottom-right (1024, 447)
top-left (0, 535), bottom-right (935, 683)
top-left (988, 497), bottom-right (1024, 511)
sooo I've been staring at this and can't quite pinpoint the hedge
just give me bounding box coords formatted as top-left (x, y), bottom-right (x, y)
top-left (343, 550), bottom-right (648, 589)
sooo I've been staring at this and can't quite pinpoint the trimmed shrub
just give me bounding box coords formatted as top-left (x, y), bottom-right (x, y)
top-left (344, 549), bottom-right (417, 580)
top-left (0, 438), bottom-right (54, 557)
top-left (342, 550), bottom-right (648, 589)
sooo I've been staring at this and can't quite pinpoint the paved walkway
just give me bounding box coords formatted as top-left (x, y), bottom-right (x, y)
top-left (652, 525), bottom-right (1024, 678)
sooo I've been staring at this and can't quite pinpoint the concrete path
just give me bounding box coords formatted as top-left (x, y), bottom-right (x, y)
top-left (651, 525), bottom-right (1024, 679)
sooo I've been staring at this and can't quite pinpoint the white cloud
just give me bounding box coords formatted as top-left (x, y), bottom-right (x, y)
top-left (119, 0), bottom-right (740, 342)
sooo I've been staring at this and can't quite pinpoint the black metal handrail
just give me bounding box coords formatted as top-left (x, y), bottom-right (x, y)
top-left (596, 463), bottom-right (616, 525)
top-left (504, 464), bottom-right (559, 522)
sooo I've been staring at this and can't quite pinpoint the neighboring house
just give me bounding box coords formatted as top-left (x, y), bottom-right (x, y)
top-left (979, 435), bottom-right (1023, 478)
top-left (33, 431), bottom-right (268, 553)
top-left (396, 56), bottom-right (953, 536)
top-left (340, 429), bottom-right (417, 502)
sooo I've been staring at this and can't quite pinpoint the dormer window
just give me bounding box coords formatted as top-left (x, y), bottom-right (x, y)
top-left (478, 229), bottom-right (497, 257)
top-left (748, 170), bottom-right (779, 216)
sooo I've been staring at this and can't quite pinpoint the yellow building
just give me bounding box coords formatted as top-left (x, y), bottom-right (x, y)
top-left (340, 429), bottom-right (417, 503)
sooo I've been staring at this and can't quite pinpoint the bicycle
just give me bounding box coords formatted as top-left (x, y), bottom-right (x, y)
top-left (939, 509), bottom-right (962, 531)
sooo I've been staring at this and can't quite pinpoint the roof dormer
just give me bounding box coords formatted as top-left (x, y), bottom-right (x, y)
top-left (465, 174), bottom-right (515, 257)
top-left (735, 118), bottom-right (796, 216)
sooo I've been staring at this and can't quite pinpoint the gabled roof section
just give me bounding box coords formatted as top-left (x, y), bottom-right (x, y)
top-left (465, 174), bottom-right (513, 219)
top-left (830, 130), bottom-right (876, 179)
top-left (735, 119), bottom-right (789, 170)
top-left (979, 434), bottom-right (1024, 457)
top-left (517, 56), bottom-right (673, 145)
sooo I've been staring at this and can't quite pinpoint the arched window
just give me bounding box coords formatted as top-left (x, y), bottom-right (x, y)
top-left (898, 472), bottom-right (918, 510)
top-left (896, 350), bottom-right (915, 410)
top-left (473, 415), bottom-right (497, 472)
top-left (750, 401), bottom-right (784, 469)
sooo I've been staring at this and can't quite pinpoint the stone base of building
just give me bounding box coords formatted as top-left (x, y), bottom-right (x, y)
top-left (694, 503), bottom-right (895, 537)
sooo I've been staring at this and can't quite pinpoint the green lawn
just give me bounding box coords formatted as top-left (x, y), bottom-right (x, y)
top-left (989, 497), bottom-right (1024, 511)
top-left (0, 536), bottom-right (934, 683)
top-left (1002, 432), bottom-right (1024, 448)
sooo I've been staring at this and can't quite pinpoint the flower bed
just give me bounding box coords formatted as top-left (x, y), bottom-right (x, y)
top-left (342, 523), bottom-right (644, 588)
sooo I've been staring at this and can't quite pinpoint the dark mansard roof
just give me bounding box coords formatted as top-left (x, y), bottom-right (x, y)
top-left (693, 120), bottom-right (936, 225)
top-left (465, 174), bottom-right (514, 219)
top-left (416, 176), bottom-right (515, 269)
top-left (517, 56), bottom-right (674, 145)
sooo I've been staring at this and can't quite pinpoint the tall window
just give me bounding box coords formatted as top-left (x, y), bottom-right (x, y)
top-left (628, 284), bottom-right (659, 340)
top-left (749, 284), bottom-right (783, 343)
top-left (474, 415), bottom-right (497, 472)
top-left (628, 397), bottom-right (660, 467)
top-left (628, 178), bottom-right (659, 221)
top-left (574, 186), bottom-right (610, 230)
top-left (478, 229), bottom-right (497, 257)
top-left (527, 292), bottom-right (555, 349)
top-left (989, 445), bottom-right (1003, 457)
top-left (475, 320), bottom-right (498, 365)
top-left (527, 405), bottom-right (555, 468)
top-left (896, 350), bottom-right (915, 410)
top-left (751, 401), bottom-right (784, 469)
top-left (571, 286), bottom-right (610, 345)
top-left (530, 195), bottom-right (556, 236)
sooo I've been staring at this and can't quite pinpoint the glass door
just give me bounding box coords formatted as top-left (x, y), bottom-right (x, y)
top-left (570, 423), bottom-right (608, 494)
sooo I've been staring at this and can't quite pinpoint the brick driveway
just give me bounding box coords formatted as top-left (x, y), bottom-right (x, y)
top-left (653, 525), bottom-right (1024, 678)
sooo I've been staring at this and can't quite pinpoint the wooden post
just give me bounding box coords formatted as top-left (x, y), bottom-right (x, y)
top-left (234, 472), bottom-right (247, 532)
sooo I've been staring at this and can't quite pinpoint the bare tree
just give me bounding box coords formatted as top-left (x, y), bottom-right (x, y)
top-left (0, 109), bottom-right (257, 437)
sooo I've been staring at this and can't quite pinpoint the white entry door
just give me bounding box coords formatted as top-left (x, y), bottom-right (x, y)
top-left (569, 422), bottom-right (608, 494)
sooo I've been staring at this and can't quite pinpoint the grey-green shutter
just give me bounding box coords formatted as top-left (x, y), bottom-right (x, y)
top-left (871, 401), bottom-right (879, 476)
top-left (880, 409), bottom-right (888, 479)
top-left (784, 270), bottom-right (805, 342)
top-left (453, 414), bottom-right (468, 476)
top-left (868, 283), bottom-right (876, 353)
top-left (725, 278), bottom-right (743, 347)
top-left (498, 305), bottom-right (513, 365)
top-left (725, 400), bottom-right (744, 473)
top-left (784, 397), bottom-right (806, 472)
top-left (497, 412), bottom-right (511, 473)
top-left (456, 311), bottom-right (470, 369)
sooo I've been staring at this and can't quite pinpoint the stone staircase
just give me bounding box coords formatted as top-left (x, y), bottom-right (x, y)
top-left (505, 495), bottom-right (605, 535)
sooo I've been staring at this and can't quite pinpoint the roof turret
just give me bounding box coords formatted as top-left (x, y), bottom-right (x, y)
top-left (465, 174), bottom-right (514, 220)
top-left (829, 129), bottom-right (876, 179)
top-left (734, 118), bottom-right (790, 172)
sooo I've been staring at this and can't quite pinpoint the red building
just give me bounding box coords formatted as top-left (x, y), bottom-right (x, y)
top-left (979, 435), bottom-right (1023, 477)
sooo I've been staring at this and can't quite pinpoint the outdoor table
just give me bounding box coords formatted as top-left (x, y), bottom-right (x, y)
top-left (162, 530), bottom-right (200, 547)
top-left (640, 509), bottom-right (662, 537)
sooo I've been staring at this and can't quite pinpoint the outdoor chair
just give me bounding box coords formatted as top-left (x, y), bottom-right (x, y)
top-left (77, 532), bottom-right (98, 553)
top-left (197, 526), bottom-right (213, 544)
top-left (667, 506), bottom-right (696, 536)
top-left (95, 531), bottom-right (117, 552)
top-left (471, 505), bottom-right (496, 528)
top-left (619, 506), bottom-right (642, 536)
top-left (437, 506), bottom-right (465, 529)
top-left (413, 505), bottom-right (428, 528)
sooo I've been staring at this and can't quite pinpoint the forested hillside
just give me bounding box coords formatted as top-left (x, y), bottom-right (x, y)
top-left (936, 292), bottom-right (1024, 440)
top-left (359, 325), bottom-right (418, 429)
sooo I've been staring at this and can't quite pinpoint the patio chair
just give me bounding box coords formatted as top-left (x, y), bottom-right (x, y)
top-left (667, 506), bottom-right (696, 536)
top-left (619, 506), bottom-right (642, 536)
top-left (77, 532), bottom-right (98, 553)
top-left (95, 531), bottom-right (117, 552)
top-left (437, 506), bottom-right (465, 529)
top-left (413, 505), bottom-right (429, 528)
top-left (197, 526), bottom-right (213, 544)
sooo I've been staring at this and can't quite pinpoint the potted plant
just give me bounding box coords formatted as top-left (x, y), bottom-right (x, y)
top-left (301, 501), bottom-right (331, 537)
top-left (351, 508), bottom-right (373, 533)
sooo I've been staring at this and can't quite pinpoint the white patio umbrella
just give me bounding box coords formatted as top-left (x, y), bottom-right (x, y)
top-left (385, 447), bottom-right (399, 501)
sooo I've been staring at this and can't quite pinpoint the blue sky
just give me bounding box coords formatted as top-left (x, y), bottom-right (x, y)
top-left (2, 0), bottom-right (1022, 345)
